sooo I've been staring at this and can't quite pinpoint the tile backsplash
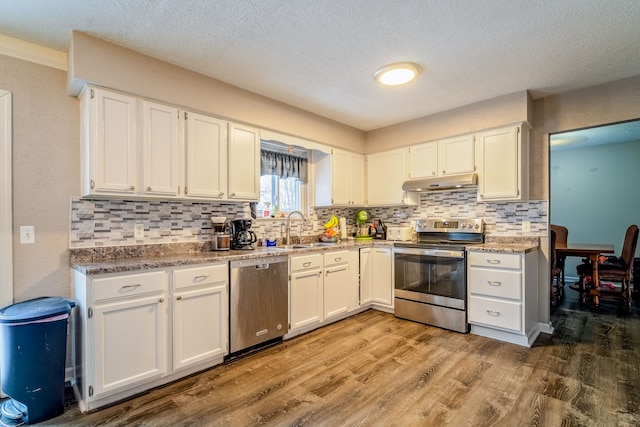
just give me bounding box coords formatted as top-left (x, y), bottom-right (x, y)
top-left (69, 190), bottom-right (547, 248)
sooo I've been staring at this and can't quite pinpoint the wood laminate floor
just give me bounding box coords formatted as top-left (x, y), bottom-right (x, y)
top-left (24, 289), bottom-right (640, 426)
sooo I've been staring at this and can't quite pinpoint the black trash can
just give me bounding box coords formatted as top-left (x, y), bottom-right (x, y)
top-left (0, 297), bottom-right (75, 424)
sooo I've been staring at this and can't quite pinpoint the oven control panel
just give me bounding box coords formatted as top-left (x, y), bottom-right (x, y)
top-left (415, 218), bottom-right (483, 233)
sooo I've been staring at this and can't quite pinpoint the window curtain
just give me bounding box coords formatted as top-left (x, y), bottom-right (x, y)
top-left (260, 149), bottom-right (308, 183)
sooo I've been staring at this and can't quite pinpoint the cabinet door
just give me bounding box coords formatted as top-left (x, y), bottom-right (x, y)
top-left (366, 148), bottom-right (414, 206)
top-left (185, 112), bottom-right (228, 199)
top-left (407, 141), bottom-right (438, 179)
top-left (173, 283), bottom-right (227, 370)
top-left (228, 123), bottom-right (260, 200)
top-left (349, 153), bottom-right (365, 205)
top-left (438, 134), bottom-right (475, 176)
top-left (91, 294), bottom-right (167, 398)
top-left (371, 247), bottom-right (393, 306)
top-left (359, 248), bottom-right (373, 305)
top-left (476, 126), bottom-right (522, 201)
top-left (324, 264), bottom-right (350, 320)
top-left (141, 101), bottom-right (181, 197)
top-left (85, 87), bottom-right (138, 195)
top-left (290, 268), bottom-right (323, 330)
top-left (331, 150), bottom-right (350, 205)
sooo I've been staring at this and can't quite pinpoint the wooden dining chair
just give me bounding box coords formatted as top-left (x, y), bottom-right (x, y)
top-left (550, 224), bottom-right (568, 292)
top-left (550, 229), bottom-right (563, 307)
top-left (576, 224), bottom-right (639, 308)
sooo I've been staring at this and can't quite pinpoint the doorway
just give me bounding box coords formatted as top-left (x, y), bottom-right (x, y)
top-left (549, 119), bottom-right (640, 283)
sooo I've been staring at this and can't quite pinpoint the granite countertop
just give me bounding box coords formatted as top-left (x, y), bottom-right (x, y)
top-left (71, 240), bottom-right (394, 275)
top-left (466, 236), bottom-right (540, 254)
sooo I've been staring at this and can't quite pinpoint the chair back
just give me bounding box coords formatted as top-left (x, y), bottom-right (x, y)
top-left (621, 224), bottom-right (639, 270)
top-left (550, 229), bottom-right (557, 271)
top-left (550, 224), bottom-right (568, 245)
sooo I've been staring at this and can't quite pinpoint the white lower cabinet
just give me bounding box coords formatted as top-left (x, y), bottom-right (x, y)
top-left (323, 250), bottom-right (351, 320)
top-left (289, 253), bottom-right (324, 331)
top-left (359, 247), bottom-right (393, 309)
top-left (73, 263), bottom-right (228, 411)
top-left (467, 250), bottom-right (539, 347)
top-left (172, 264), bottom-right (228, 371)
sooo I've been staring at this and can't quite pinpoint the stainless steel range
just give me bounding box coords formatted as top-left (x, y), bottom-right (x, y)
top-left (393, 218), bottom-right (484, 333)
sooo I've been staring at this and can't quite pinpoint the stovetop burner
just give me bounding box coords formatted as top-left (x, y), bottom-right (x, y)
top-left (395, 218), bottom-right (484, 249)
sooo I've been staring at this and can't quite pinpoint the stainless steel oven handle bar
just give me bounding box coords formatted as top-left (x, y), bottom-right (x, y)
top-left (393, 247), bottom-right (464, 258)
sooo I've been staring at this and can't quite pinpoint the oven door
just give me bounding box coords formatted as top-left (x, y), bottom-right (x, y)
top-left (393, 247), bottom-right (466, 310)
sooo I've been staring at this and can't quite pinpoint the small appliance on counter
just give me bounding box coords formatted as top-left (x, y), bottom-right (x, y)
top-left (386, 226), bottom-right (413, 241)
top-left (211, 217), bottom-right (231, 251)
top-left (355, 210), bottom-right (372, 241)
top-left (231, 218), bottom-right (257, 250)
top-left (372, 219), bottom-right (386, 240)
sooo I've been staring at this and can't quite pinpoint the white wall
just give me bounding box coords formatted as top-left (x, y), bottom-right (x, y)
top-left (551, 139), bottom-right (640, 275)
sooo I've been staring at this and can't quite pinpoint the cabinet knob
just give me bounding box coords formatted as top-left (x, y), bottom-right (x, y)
top-left (176, 296), bottom-right (182, 300)
top-left (432, 171), bottom-right (436, 176)
top-left (159, 298), bottom-right (165, 303)
top-left (146, 187), bottom-right (152, 192)
top-left (218, 192), bottom-right (224, 197)
top-left (230, 192), bottom-right (236, 197)
top-left (130, 185), bottom-right (135, 191)
top-left (442, 170), bottom-right (446, 174)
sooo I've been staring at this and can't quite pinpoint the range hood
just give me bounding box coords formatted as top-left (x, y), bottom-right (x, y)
top-left (402, 172), bottom-right (478, 192)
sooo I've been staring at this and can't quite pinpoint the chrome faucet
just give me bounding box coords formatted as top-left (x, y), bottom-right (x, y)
top-left (285, 211), bottom-right (309, 245)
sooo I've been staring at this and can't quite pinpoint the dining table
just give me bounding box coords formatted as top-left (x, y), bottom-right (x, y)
top-left (555, 242), bottom-right (615, 306)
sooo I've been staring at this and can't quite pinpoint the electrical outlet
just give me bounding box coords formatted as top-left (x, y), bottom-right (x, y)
top-left (134, 223), bottom-right (144, 239)
top-left (20, 225), bottom-right (35, 244)
top-left (522, 221), bottom-right (531, 233)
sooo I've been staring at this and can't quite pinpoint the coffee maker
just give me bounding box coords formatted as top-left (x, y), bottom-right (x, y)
top-left (211, 217), bottom-right (231, 251)
top-left (231, 218), bottom-right (257, 250)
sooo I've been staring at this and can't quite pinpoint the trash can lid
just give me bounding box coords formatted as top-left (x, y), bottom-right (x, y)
top-left (0, 297), bottom-right (76, 324)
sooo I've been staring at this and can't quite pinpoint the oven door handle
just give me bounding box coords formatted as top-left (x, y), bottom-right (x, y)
top-left (393, 247), bottom-right (464, 258)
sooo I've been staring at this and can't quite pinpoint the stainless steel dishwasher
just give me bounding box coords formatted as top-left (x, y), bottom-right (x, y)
top-left (229, 255), bottom-right (288, 354)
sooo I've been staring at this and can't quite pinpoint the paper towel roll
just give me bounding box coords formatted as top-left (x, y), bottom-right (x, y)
top-left (339, 217), bottom-right (347, 238)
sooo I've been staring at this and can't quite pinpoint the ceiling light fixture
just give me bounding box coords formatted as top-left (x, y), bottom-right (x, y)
top-left (374, 62), bottom-right (422, 86)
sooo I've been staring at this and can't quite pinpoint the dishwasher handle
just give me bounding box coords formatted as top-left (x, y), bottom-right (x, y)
top-left (255, 263), bottom-right (270, 270)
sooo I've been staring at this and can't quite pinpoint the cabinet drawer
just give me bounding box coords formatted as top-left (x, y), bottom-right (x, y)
top-left (93, 271), bottom-right (166, 302)
top-left (469, 296), bottom-right (522, 332)
top-left (290, 254), bottom-right (323, 272)
top-left (468, 268), bottom-right (522, 300)
top-left (173, 263), bottom-right (227, 290)
top-left (323, 250), bottom-right (349, 267)
top-left (468, 252), bottom-right (521, 269)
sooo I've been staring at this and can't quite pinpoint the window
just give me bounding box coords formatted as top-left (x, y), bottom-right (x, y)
top-left (258, 143), bottom-right (309, 217)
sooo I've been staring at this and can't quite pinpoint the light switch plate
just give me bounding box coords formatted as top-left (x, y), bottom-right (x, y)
top-left (20, 225), bottom-right (35, 244)
top-left (522, 221), bottom-right (531, 233)
top-left (134, 223), bottom-right (144, 239)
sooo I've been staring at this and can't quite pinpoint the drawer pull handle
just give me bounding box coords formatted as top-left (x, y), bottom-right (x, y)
top-left (488, 281), bottom-right (502, 286)
top-left (486, 310), bottom-right (500, 316)
top-left (303, 262), bottom-right (312, 267)
top-left (486, 259), bottom-right (501, 264)
top-left (159, 298), bottom-right (165, 303)
top-left (334, 257), bottom-right (342, 262)
top-left (176, 296), bottom-right (182, 300)
top-left (122, 284), bottom-right (141, 290)
top-left (193, 275), bottom-right (209, 282)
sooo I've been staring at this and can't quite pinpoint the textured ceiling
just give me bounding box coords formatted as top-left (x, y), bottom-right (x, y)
top-left (1, 0), bottom-right (640, 131)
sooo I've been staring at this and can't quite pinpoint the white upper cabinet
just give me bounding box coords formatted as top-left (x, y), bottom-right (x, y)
top-left (438, 134), bottom-right (475, 176)
top-left (81, 87), bottom-right (138, 196)
top-left (314, 148), bottom-right (365, 207)
top-left (184, 112), bottom-right (228, 199)
top-left (366, 148), bottom-right (419, 206)
top-left (228, 123), bottom-right (260, 201)
top-left (476, 124), bottom-right (528, 202)
top-left (407, 134), bottom-right (475, 180)
top-left (141, 100), bottom-right (181, 197)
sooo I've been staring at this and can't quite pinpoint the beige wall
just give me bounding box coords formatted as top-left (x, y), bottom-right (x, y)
top-left (529, 75), bottom-right (640, 200)
top-left (365, 91), bottom-right (531, 153)
top-left (69, 31), bottom-right (365, 153)
top-left (1, 54), bottom-right (79, 301)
